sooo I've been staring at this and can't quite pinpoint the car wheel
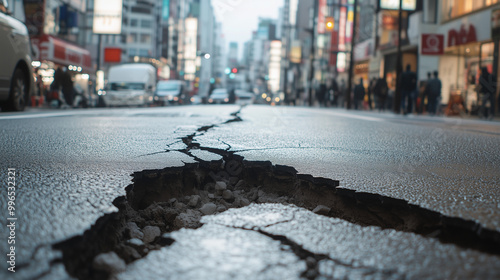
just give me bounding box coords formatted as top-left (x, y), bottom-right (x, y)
top-left (6, 69), bottom-right (28, 111)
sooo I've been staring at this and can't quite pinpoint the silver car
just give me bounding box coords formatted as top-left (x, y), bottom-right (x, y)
top-left (0, 0), bottom-right (33, 111)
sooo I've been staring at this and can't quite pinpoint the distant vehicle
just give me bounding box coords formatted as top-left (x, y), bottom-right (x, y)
top-left (0, 0), bottom-right (33, 111)
top-left (100, 63), bottom-right (156, 107)
top-left (190, 95), bottom-right (202, 105)
top-left (235, 90), bottom-right (255, 105)
top-left (208, 88), bottom-right (229, 104)
top-left (155, 80), bottom-right (185, 105)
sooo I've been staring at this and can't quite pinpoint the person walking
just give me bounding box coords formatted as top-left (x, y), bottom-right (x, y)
top-left (427, 71), bottom-right (442, 115)
top-left (399, 64), bottom-right (417, 114)
top-left (338, 79), bottom-right (346, 108)
top-left (61, 67), bottom-right (75, 107)
top-left (478, 67), bottom-right (496, 120)
top-left (330, 78), bottom-right (339, 107)
top-left (420, 72), bottom-right (432, 114)
top-left (367, 77), bottom-right (377, 110)
top-left (374, 77), bottom-right (388, 112)
top-left (353, 78), bottom-right (365, 110)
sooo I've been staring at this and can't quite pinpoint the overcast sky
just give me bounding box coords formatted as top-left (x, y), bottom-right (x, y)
top-left (215, 0), bottom-right (283, 58)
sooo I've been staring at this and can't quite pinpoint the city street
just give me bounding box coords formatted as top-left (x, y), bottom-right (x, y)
top-left (1, 105), bottom-right (499, 279)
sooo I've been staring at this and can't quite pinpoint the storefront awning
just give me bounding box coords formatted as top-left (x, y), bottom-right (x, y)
top-left (32, 35), bottom-right (92, 73)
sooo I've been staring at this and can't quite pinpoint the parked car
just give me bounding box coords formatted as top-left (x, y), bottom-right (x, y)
top-left (209, 88), bottom-right (229, 104)
top-left (235, 90), bottom-right (255, 105)
top-left (155, 80), bottom-right (186, 105)
top-left (0, 0), bottom-right (33, 111)
top-left (100, 63), bottom-right (156, 107)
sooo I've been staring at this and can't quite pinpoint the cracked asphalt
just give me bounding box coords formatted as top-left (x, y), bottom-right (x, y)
top-left (1, 105), bottom-right (500, 279)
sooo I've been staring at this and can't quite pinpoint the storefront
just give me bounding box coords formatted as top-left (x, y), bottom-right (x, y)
top-left (31, 35), bottom-right (92, 96)
top-left (437, 7), bottom-right (497, 113)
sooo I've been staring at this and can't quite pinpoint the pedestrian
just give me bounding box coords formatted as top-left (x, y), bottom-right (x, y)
top-left (399, 64), bottom-right (417, 114)
top-left (330, 78), bottom-right (339, 107)
top-left (353, 78), bottom-right (365, 110)
top-left (367, 77), bottom-right (377, 110)
top-left (374, 77), bottom-right (388, 112)
top-left (478, 67), bottom-right (496, 120)
top-left (427, 71), bottom-right (442, 115)
top-left (317, 83), bottom-right (327, 107)
top-left (420, 72), bottom-right (432, 114)
top-left (338, 79), bottom-right (346, 108)
top-left (61, 67), bottom-right (74, 107)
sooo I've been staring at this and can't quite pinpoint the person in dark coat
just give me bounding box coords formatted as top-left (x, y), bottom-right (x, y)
top-left (427, 71), bottom-right (442, 115)
top-left (374, 77), bottom-right (388, 112)
top-left (399, 64), bottom-right (417, 114)
top-left (478, 67), bottom-right (496, 119)
top-left (61, 67), bottom-right (74, 106)
top-left (330, 79), bottom-right (339, 107)
top-left (353, 78), bottom-right (365, 110)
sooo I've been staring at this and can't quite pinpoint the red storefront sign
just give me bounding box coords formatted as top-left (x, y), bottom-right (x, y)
top-left (448, 24), bottom-right (477, 47)
top-left (421, 34), bottom-right (444, 55)
top-left (32, 35), bottom-right (92, 72)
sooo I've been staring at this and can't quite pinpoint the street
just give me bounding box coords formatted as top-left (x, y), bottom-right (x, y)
top-left (0, 105), bottom-right (499, 279)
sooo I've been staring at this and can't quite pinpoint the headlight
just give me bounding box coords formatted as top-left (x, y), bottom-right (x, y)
top-left (174, 97), bottom-right (179, 101)
top-left (209, 99), bottom-right (213, 103)
top-left (167, 95), bottom-right (173, 100)
top-left (224, 98), bottom-right (229, 102)
top-left (190, 97), bottom-right (194, 102)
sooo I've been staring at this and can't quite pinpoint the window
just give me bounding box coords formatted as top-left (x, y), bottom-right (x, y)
top-left (127, 33), bottom-right (137, 43)
top-left (139, 49), bottom-right (149, 57)
top-left (140, 34), bottom-right (151, 43)
top-left (129, 48), bottom-right (137, 56)
top-left (141, 20), bottom-right (152, 28)
top-left (130, 19), bottom-right (138, 27)
top-left (443, 0), bottom-right (500, 21)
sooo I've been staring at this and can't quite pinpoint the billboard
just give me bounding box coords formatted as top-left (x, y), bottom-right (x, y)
top-left (93, 0), bottom-right (123, 34)
top-left (380, 0), bottom-right (416, 11)
top-left (318, 0), bottom-right (327, 34)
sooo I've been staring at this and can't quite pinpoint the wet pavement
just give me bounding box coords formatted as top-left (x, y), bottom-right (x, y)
top-left (1, 105), bottom-right (500, 279)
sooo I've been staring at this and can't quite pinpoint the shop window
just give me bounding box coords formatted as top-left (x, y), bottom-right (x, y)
top-left (130, 19), bottom-right (138, 27)
top-left (129, 48), bottom-right (137, 56)
top-left (443, 0), bottom-right (500, 21)
top-left (139, 49), bottom-right (149, 57)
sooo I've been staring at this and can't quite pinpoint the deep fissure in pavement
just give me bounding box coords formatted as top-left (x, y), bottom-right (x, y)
top-left (53, 110), bottom-right (500, 280)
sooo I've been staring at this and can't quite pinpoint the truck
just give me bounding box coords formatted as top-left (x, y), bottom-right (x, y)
top-left (100, 63), bottom-right (156, 107)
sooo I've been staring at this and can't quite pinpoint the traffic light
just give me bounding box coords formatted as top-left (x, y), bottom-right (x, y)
top-left (231, 68), bottom-right (238, 74)
top-left (326, 17), bottom-right (334, 32)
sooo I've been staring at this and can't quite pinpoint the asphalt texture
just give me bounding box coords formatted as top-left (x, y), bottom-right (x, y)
top-left (0, 105), bottom-right (499, 279)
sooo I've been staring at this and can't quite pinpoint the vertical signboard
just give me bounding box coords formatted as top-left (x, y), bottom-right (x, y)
top-left (318, 0), bottom-right (327, 34)
top-left (339, 6), bottom-right (347, 50)
top-left (93, 0), bottom-right (123, 34)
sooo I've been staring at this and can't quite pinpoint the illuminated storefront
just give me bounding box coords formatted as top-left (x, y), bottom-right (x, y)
top-left (436, 7), bottom-right (498, 112)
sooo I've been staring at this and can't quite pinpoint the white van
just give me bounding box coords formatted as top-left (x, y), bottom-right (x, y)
top-left (101, 63), bottom-right (156, 107)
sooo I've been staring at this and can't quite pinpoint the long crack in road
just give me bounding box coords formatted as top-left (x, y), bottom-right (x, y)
top-left (30, 108), bottom-right (500, 279)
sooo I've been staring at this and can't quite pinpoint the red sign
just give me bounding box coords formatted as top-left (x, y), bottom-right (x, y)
top-left (448, 24), bottom-right (477, 47)
top-left (421, 34), bottom-right (444, 55)
top-left (104, 48), bottom-right (122, 63)
top-left (317, 0), bottom-right (327, 34)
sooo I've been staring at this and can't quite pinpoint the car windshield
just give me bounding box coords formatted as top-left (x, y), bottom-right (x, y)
top-left (158, 83), bottom-right (180, 91)
top-left (109, 83), bottom-right (144, 90)
top-left (211, 91), bottom-right (227, 97)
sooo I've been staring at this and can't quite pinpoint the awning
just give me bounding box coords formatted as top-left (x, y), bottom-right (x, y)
top-left (32, 35), bottom-right (92, 73)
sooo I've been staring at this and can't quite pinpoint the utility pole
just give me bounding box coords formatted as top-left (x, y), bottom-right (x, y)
top-left (394, 0), bottom-right (403, 113)
top-left (283, 0), bottom-right (291, 104)
top-left (308, 0), bottom-right (319, 107)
